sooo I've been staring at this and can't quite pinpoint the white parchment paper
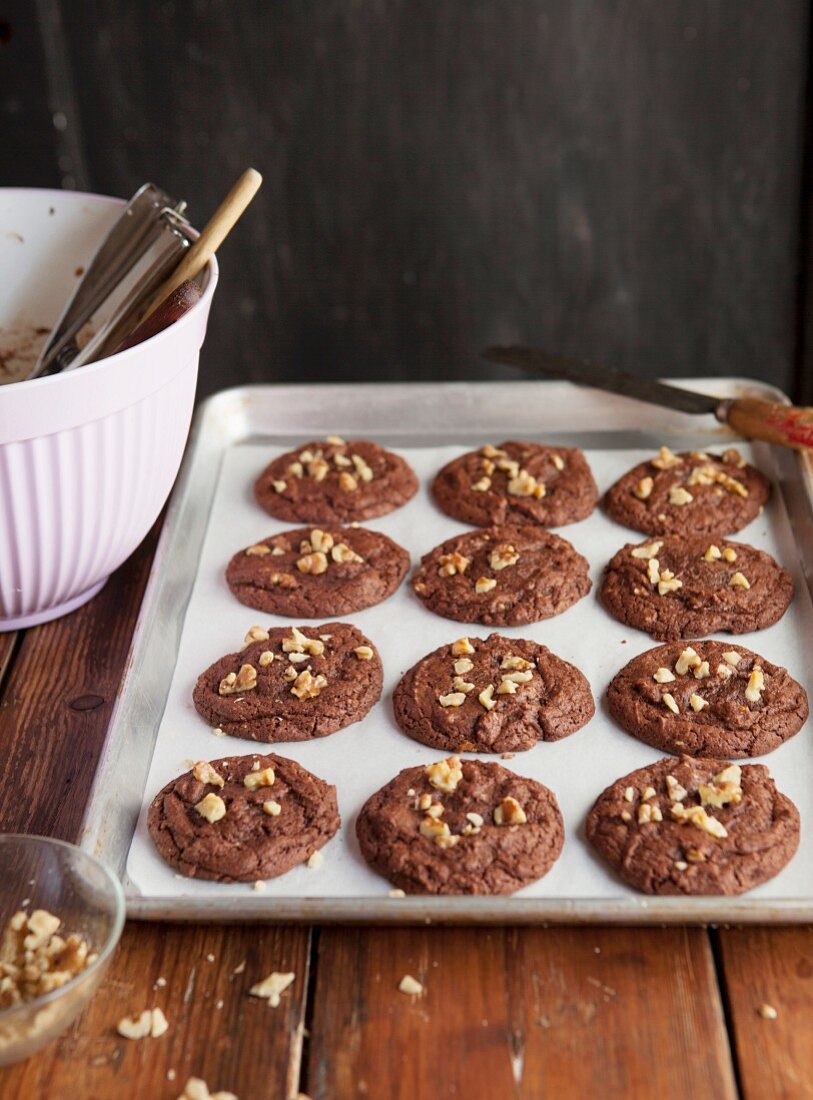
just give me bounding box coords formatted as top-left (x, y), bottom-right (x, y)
top-left (126, 442), bottom-right (813, 903)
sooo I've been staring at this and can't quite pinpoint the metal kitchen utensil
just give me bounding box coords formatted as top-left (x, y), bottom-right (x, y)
top-left (29, 183), bottom-right (192, 379)
top-left (483, 345), bottom-right (813, 452)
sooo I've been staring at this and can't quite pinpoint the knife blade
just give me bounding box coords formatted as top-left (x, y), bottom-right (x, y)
top-left (482, 345), bottom-right (722, 418)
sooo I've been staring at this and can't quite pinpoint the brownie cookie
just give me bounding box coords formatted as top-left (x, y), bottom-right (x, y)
top-left (604, 445), bottom-right (770, 536)
top-left (254, 436), bottom-right (418, 523)
top-left (192, 622), bottom-right (383, 742)
top-left (412, 525), bottom-right (591, 626)
top-left (586, 754), bottom-right (799, 895)
top-left (600, 534), bottom-right (793, 641)
top-left (148, 752), bottom-right (340, 882)
top-left (226, 526), bottom-right (409, 617)
top-left (394, 634), bottom-right (594, 754)
top-left (356, 756), bottom-right (564, 894)
top-left (607, 641), bottom-right (808, 758)
top-left (432, 441), bottom-right (598, 528)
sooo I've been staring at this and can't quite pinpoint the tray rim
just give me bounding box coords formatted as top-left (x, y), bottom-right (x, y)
top-left (80, 377), bottom-right (813, 925)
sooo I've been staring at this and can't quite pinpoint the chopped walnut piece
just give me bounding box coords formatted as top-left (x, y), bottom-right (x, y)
top-left (665, 775), bottom-right (688, 802)
top-left (283, 666), bottom-right (298, 683)
top-left (452, 676), bottom-right (475, 693)
top-left (647, 558), bottom-right (660, 586)
top-left (244, 625), bottom-right (270, 645)
top-left (651, 446), bottom-right (683, 470)
top-left (507, 469), bottom-right (543, 498)
top-left (723, 448), bottom-right (747, 468)
top-left (439, 692), bottom-right (466, 707)
top-left (493, 796), bottom-right (527, 826)
top-left (496, 679), bottom-right (518, 695)
top-left (438, 551), bottom-right (471, 577)
top-left (675, 647), bottom-right (701, 675)
top-left (249, 970), bottom-right (295, 1007)
top-left (620, 810), bottom-right (632, 822)
top-left (632, 541), bottom-right (663, 560)
top-left (501, 654), bottom-right (533, 671)
top-left (717, 663), bottom-right (734, 680)
top-left (326, 434), bottom-right (345, 445)
top-left (271, 479), bottom-right (287, 493)
top-left (334, 452), bottom-right (352, 467)
top-left (481, 444), bottom-right (507, 458)
top-left (669, 486), bottom-right (693, 506)
top-left (426, 757), bottom-right (463, 792)
top-left (670, 802), bottom-right (728, 838)
top-left (258, 650), bottom-right (274, 668)
top-left (398, 975), bottom-right (423, 996)
top-left (758, 1004), bottom-right (778, 1020)
top-left (338, 472), bottom-right (358, 492)
top-left (471, 476), bottom-right (491, 492)
top-left (686, 847), bottom-right (706, 863)
top-left (704, 544), bottom-right (722, 562)
top-left (351, 453), bottom-right (374, 482)
top-left (489, 544), bottom-right (519, 571)
top-left (653, 667), bottom-right (676, 684)
top-left (116, 1010), bottom-right (153, 1040)
top-left (283, 627), bottom-right (324, 655)
top-left (722, 547), bottom-right (738, 562)
top-left (306, 851), bottom-right (324, 869)
top-left (662, 693), bottom-right (679, 714)
top-left (694, 661), bottom-right (710, 680)
top-left (730, 572), bottom-right (751, 590)
top-left (451, 637), bottom-right (475, 656)
top-left (297, 551), bottom-right (328, 575)
top-left (435, 834), bottom-right (460, 850)
top-left (178, 1078), bottom-right (238, 1100)
top-left (331, 542), bottom-right (364, 564)
top-left (263, 800), bottom-right (281, 816)
top-left (623, 787), bottom-right (635, 802)
top-left (478, 684), bottom-right (496, 711)
top-left (194, 793), bottom-right (227, 823)
top-left (287, 462), bottom-right (303, 478)
top-left (419, 817), bottom-right (451, 841)
top-left (658, 573), bottom-right (683, 595)
top-left (193, 762), bottom-right (225, 788)
top-left (674, 860), bottom-right (688, 871)
top-left (475, 576), bottom-right (497, 594)
top-left (454, 657), bottom-right (474, 674)
top-left (308, 529), bottom-right (334, 553)
top-left (268, 572), bottom-right (298, 589)
top-left (634, 476), bottom-right (654, 500)
top-left (637, 803), bottom-right (663, 824)
top-left (641, 786), bottom-right (656, 800)
top-left (218, 664), bottom-right (257, 696)
top-left (425, 802), bottom-right (444, 820)
top-left (290, 669), bottom-right (328, 700)
top-left (501, 670), bottom-right (533, 685)
top-left (466, 812), bottom-right (484, 828)
top-left (745, 667), bottom-right (765, 703)
top-left (689, 693), bottom-right (708, 712)
top-left (699, 764), bottom-right (743, 809)
top-left (496, 458), bottom-right (520, 478)
top-left (246, 543), bottom-right (271, 557)
top-left (688, 465), bottom-right (716, 487)
top-left (243, 767), bottom-right (275, 790)
top-left (551, 454), bottom-right (565, 471)
top-left (354, 645), bottom-right (374, 660)
top-left (722, 651), bottom-right (742, 667)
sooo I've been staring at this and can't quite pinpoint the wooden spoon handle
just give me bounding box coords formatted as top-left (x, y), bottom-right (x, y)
top-left (139, 167), bottom-right (262, 323)
top-left (722, 397), bottom-right (813, 451)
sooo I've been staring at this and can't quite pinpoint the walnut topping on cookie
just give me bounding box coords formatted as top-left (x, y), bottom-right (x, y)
top-left (195, 793), bottom-right (227, 823)
top-left (494, 795), bottom-right (527, 826)
top-left (218, 664), bottom-right (257, 696)
top-left (193, 762), bottom-right (225, 788)
top-left (438, 551), bottom-right (471, 577)
top-left (490, 544), bottom-right (519, 571)
top-left (426, 757), bottom-right (463, 793)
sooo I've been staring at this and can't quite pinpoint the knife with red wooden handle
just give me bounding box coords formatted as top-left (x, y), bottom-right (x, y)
top-left (483, 345), bottom-right (813, 452)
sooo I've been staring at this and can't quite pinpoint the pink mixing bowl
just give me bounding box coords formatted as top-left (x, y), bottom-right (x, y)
top-left (0, 188), bottom-right (218, 629)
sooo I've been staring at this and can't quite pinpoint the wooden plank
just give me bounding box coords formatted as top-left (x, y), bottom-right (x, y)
top-left (0, 522), bottom-right (160, 839)
top-left (0, 632), bottom-right (18, 691)
top-left (50, 0), bottom-right (807, 398)
top-left (718, 927), bottom-right (813, 1099)
top-left (0, 922), bottom-right (311, 1099)
top-left (307, 926), bottom-right (736, 1098)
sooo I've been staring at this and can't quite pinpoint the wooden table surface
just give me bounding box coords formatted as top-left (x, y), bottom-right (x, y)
top-left (1, 523), bottom-right (812, 1100)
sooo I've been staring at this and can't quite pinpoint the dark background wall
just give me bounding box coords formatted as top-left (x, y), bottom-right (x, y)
top-left (3, 1), bottom-right (812, 399)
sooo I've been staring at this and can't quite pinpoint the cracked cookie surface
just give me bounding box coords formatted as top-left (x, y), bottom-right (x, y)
top-left (607, 641), bottom-right (808, 758)
top-left (432, 441), bottom-right (598, 528)
top-left (192, 622), bottom-right (382, 742)
top-left (586, 755), bottom-right (799, 895)
top-left (394, 634), bottom-right (594, 753)
top-left (600, 534), bottom-right (792, 640)
top-left (356, 757), bottom-right (564, 895)
top-left (604, 446), bottom-right (770, 536)
top-left (226, 526), bottom-right (409, 617)
top-left (148, 752), bottom-right (340, 883)
top-left (412, 524), bottom-right (591, 626)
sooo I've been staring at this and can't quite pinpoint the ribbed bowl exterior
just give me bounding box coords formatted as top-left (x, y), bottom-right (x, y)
top-left (0, 356), bottom-right (198, 623)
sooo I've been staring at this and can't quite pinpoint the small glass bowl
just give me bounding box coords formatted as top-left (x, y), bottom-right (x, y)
top-left (0, 834), bottom-right (125, 1066)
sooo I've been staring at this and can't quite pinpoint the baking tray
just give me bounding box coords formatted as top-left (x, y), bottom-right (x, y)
top-left (79, 379), bottom-right (813, 923)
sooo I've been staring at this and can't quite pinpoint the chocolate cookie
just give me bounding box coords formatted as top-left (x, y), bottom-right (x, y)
top-left (356, 756), bottom-right (564, 894)
top-left (226, 526), bottom-right (409, 617)
top-left (412, 525), bottom-right (591, 626)
top-left (604, 446), bottom-right (770, 536)
top-left (607, 641), bottom-right (808, 758)
top-left (432, 441), bottom-right (598, 528)
top-left (148, 752), bottom-right (340, 882)
top-left (254, 436), bottom-right (418, 523)
top-left (600, 534), bottom-right (793, 641)
top-left (192, 622), bottom-right (383, 742)
top-left (394, 634), bottom-right (595, 753)
top-left (586, 755), bottom-right (799, 895)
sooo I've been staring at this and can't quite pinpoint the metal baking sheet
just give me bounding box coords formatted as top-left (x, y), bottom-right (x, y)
top-left (79, 380), bottom-right (813, 923)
